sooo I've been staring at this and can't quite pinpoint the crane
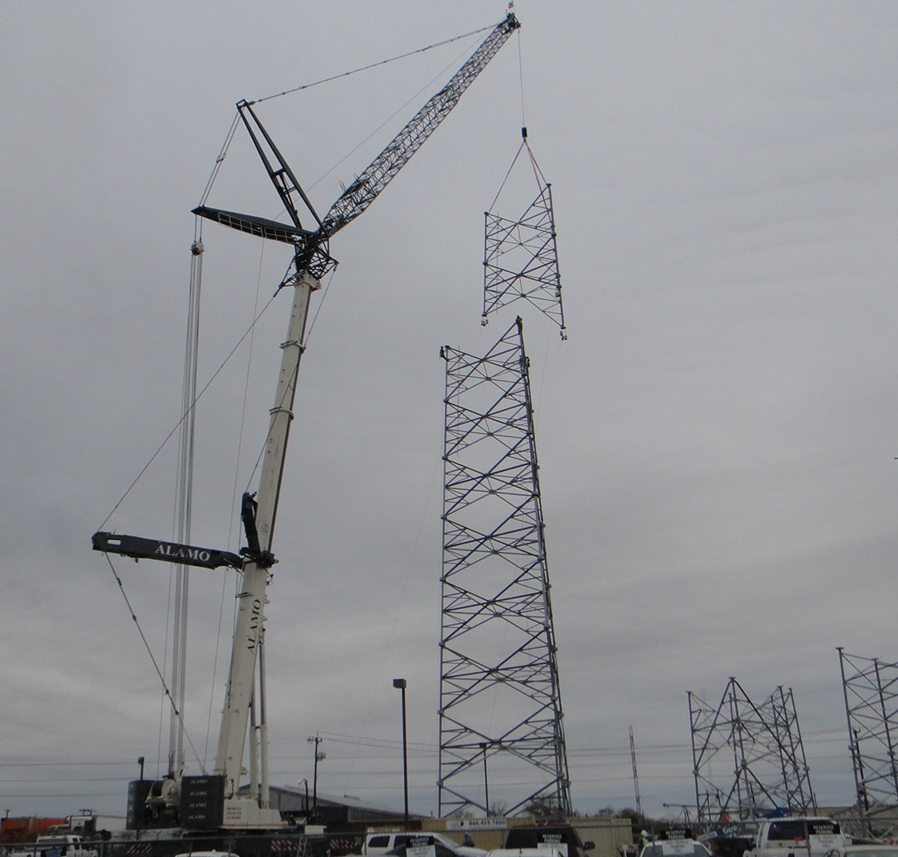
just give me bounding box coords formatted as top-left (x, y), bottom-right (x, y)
top-left (94, 10), bottom-right (519, 831)
top-left (194, 9), bottom-right (520, 275)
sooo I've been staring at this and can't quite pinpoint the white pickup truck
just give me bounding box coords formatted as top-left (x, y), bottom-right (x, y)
top-left (8, 835), bottom-right (99, 857)
top-left (363, 833), bottom-right (486, 857)
top-left (743, 818), bottom-right (850, 857)
top-left (639, 839), bottom-right (713, 857)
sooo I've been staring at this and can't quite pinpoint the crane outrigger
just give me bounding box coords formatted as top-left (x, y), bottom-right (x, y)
top-left (93, 10), bottom-right (519, 831)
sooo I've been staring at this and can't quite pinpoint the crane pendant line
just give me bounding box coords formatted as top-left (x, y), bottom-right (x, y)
top-left (251, 21), bottom-right (497, 105)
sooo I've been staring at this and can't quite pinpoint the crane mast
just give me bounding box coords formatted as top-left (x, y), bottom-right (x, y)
top-left (213, 271), bottom-right (316, 828)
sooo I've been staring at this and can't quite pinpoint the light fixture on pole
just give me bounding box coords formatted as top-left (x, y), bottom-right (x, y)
top-left (393, 678), bottom-right (409, 827)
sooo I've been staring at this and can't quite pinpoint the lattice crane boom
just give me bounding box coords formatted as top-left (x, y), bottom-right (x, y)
top-left (321, 11), bottom-right (519, 237)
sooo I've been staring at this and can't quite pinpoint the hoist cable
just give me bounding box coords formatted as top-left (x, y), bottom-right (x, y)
top-left (485, 21), bottom-right (533, 213)
top-left (103, 553), bottom-right (207, 775)
top-left (486, 137), bottom-right (548, 213)
top-left (204, 571), bottom-right (238, 770)
top-left (304, 263), bottom-right (336, 347)
top-left (97, 288), bottom-right (280, 533)
top-left (248, 23), bottom-right (495, 106)
top-left (199, 112), bottom-right (241, 210)
top-left (516, 19), bottom-right (526, 129)
top-left (487, 138), bottom-right (526, 212)
top-left (227, 240), bottom-right (267, 555)
top-left (195, 238), bottom-right (268, 768)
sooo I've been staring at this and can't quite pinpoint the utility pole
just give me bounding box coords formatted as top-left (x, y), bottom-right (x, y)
top-left (630, 726), bottom-right (643, 824)
top-left (308, 734), bottom-right (325, 813)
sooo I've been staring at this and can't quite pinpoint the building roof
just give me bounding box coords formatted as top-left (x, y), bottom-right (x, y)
top-left (242, 785), bottom-right (413, 824)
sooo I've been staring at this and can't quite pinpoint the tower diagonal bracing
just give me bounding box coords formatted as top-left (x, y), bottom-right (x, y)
top-left (838, 648), bottom-right (898, 837)
top-left (438, 317), bottom-right (571, 818)
top-left (689, 678), bottom-right (816, 822)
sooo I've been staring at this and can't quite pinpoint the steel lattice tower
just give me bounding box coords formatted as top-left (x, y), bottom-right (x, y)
top-left (838, 648), bottom-right (898, 837)
top-left (438, 317), bottom-right (571, 817)
top-left (689, 678), bottom-right (816, 822)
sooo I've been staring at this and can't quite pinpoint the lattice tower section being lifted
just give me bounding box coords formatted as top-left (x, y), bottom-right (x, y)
top-left (838, 648), bottom-right (898, 839)
top-left (482, 131), bottom-right (566, 339)
top-left (438, 317), bottom-right (571, 818)
top-left (689, 677), bottom-right (816, 823)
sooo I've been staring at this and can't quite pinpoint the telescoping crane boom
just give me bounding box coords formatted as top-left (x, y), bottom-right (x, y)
top-left (95, 11), bottom-right (519, 831)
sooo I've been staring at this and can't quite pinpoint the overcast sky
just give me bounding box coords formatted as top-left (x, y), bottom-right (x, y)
top-left (2, 0), bottom-right (898, 825)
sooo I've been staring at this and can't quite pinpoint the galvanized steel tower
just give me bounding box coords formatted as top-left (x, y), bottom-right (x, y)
top-left (689, 677), bottom-right (816, 822)
top-left (838, 648), bottom-right (898, 838)
top-left (437, 317), bottom-right (571, 817)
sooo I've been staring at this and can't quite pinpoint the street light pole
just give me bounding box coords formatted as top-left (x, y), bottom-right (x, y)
top-left (393, 678), bottom-right (409, 827)
top-left (479, 742), bottom-right (490, 816)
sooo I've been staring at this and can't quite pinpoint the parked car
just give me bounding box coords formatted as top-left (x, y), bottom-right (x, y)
top-left (638, 841), bottom-right (713, 857)
top-left (384, 838), bottom-right (485, 857)
top-left (174, 852), bottom-right (241, 857)
top-left (371, 834), bottom-right (485, 857)
top-left (7, 836), bottom-right (98, 857)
